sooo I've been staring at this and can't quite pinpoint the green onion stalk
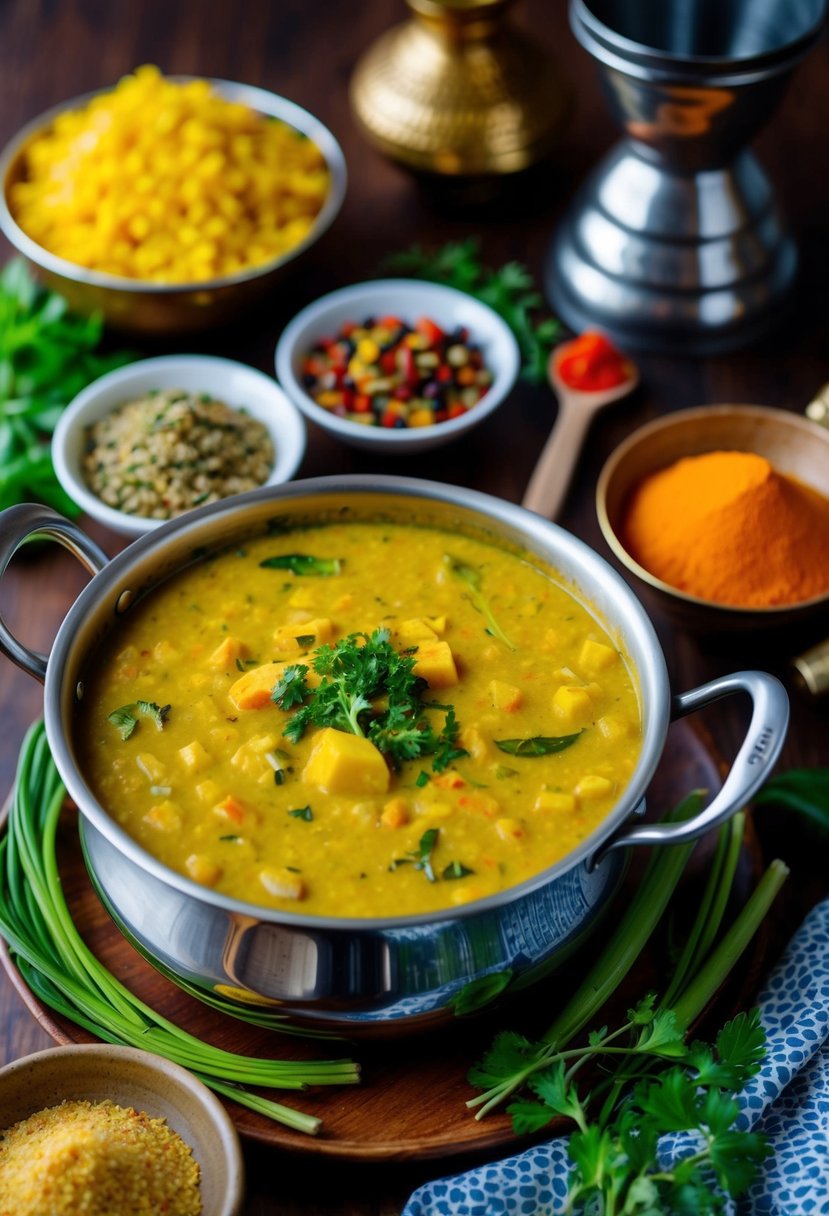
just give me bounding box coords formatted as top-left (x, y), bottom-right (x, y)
top-left (468, 792), bottom-right (788, 1120)
top-left (0, 722), bottom-right (361, 1134)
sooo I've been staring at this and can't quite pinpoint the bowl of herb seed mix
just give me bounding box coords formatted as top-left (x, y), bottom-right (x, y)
top-left (52, 354), bottom-right (306, 537)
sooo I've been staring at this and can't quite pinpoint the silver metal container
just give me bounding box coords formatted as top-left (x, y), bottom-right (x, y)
top-left (0, 480), bottom-right (789, 1033)
top-left (547, 0), bottom-right (827, 353)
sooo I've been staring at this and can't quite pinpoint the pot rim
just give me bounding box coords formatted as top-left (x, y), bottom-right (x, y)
top-left (43, 474), bottom-right (670, 931)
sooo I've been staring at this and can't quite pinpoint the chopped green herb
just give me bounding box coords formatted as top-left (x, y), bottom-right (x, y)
top-left (271, 629), bottom-right (464, 772)
top-left (495, 732), bottom-right (582, 757)
top-left (414, 828), bottom-right (439, 883)
top-left (494, 764), bottom-right (519, 779)
top-left (443, 555), bottom-right (515, 650)
top-left (415, 770), bottom-right (431, 788)
top-left (259, 554), bottom-right (342, 577)
top-left (442, 861), bottom-right (475, 880)
top-left (294, 634), bottom-right (316, 648)
top-left (219, 834), bottom-right (241, 842)
top-left (107, 705), bottom-right (138, 741)
top-left (137, 700), bottom-right (171, 731)
top-left (288, 806), bottom-right (313, 822)
top-left (274, 770), bottom-right (287, 786)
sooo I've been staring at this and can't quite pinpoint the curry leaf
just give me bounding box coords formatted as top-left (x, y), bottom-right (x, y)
top-left (442, 860), bottom-right (475, 880)
top-left (414, 828), bottom-right (439, 882)
top-left (288, 806), bottom-right (313, 822)
top-left (495, 733), bottom-right (583, 757)
top-left (259, 554), bottom-right (342, 576)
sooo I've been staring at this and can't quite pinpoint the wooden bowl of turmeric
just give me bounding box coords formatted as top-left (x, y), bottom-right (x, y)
top-left (596, 405), bottom-right (829, 632)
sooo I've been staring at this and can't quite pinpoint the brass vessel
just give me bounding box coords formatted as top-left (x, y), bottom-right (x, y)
top-left (350, 0), bottom-right (569, 177)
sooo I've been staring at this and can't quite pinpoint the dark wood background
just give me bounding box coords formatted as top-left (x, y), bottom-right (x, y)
top-left (0, 2), bottom-right (828, 1211)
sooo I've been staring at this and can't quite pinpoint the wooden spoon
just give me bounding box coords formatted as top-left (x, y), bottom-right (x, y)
top-left (522, 341), bottom-right (639, 520)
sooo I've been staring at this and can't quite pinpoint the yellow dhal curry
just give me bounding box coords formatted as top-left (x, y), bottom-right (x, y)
top-left (78, 522), bottom-right (642, 917)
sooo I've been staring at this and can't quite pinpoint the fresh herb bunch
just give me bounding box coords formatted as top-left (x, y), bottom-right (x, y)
top-left (272, 627), bottom-right (467, 771)
top-left (0, 259), bottom-right (132, 513)
top-left (0, 722), bottom-right (361, 1134)
top-left (383, 238), bottom-right (563, 383)
top-left (467, 798), bottom-right (788, 1213)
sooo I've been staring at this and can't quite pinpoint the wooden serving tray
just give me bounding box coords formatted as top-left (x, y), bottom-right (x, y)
top-left (1, 719), bottom-right (764, 1162)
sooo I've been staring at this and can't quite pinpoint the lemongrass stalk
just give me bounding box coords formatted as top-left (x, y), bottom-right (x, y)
top-left (689, 812), bottom-right (745, 978)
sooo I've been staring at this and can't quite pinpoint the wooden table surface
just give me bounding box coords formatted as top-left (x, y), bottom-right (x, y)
top-left (1, 2), bottom-right (828, 1212)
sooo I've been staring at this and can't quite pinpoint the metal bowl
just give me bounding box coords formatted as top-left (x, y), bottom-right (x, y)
top-left (0, 479), bottom-right (788, 1033)
top-left (597, 404), bottom-right (829, 634)
top-left (0, 80), bottom-right (347, 336)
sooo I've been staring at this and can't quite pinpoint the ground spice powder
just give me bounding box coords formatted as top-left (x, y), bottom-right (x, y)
top-left (0, 1098), bottom-right (201, 1216)
top-left (622, 450), bottom-right (829, 608)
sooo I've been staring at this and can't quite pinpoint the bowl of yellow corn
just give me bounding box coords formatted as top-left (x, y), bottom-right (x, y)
top-left (0, 67), bottom-right (347, 335)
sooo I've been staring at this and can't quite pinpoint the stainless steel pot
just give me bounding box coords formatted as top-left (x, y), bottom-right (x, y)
top-left (0, 479), bottom-right (789, 1034)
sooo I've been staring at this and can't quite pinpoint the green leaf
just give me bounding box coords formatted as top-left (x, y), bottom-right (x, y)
top-left (709, 1129), bottom-right (770, 1196)
top-left (259, 554), bottom-right (342, 576)
top-left (442, 860), bottom-right (474, 880)
top-left (637, 1068), bottom-right (700, 1132)
top-left (529, 1060), bottom-right (585, 1123)
top-left (107, 705), bottom-right (138, 741)
top-left (288, 806), bottom-right (313, 822)
top-left (467, 1029), bottom-right (536, 1088)
top-left (507, 1098), bottom-right (555, 1136)
top-left (414, 827), bottom-right (438, 882)
top-left (495, 733), bottom-right (582, 757)
top-left (635, 1008), bottom-right (688, 1058)
top-left (443, 554), bottom-right (515, 650)
top-left (754, 768), bottom-right (829, 834)
top-left (712, 1009), bottom-right (766, 1086)
top-left (137, 700), bottom-right (170, 731)
top-left (271, 665), bottom-right (310, 710)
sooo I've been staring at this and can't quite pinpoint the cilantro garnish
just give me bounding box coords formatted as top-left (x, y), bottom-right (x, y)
top-left (259, 553), bottom-right (342, 576)
top-left (288, 806), bottom-right (313, 822)
top-left (271, 629), bottom-right (467, 772)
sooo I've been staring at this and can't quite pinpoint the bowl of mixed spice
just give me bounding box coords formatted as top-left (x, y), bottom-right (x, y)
top-left (52, 354), bottom-right (306, 537)
top-left (275, 278), bottom-right (520, 453)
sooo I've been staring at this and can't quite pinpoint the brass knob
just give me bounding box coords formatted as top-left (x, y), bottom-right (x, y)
top-left (350, 0), bottom-right (570, 177)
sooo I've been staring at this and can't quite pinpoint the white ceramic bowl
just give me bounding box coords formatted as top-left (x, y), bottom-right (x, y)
top-left (274, 279), bottom-right (521, 453)
top-left (53, 355), bottom-right (307, 538)
top-left (0, 1044), bottom-right (244, 1216)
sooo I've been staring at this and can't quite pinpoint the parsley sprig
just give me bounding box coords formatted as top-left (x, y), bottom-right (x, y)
top-left (272, 629), bottom-right (467, 772)
top-left (382, 238), bottom-right (563, 383)
top-left (466, 801), bottom-right (789, 1211)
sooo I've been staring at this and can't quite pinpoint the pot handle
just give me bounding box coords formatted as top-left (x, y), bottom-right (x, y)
top-left (0, 503), bottom-right (109, 683)
top-left (592, 670), bottom-right (789, 864)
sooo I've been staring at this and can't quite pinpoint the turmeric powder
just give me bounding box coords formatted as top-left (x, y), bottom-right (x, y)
top-left (622, 450), bottom-right (829, 608)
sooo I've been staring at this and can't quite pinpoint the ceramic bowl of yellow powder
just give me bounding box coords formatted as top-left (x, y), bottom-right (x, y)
top-left (0, 1043), bottom-right (244, 1216)
top-left (597, 404), bottom-right (829, 632)
top-left (0, 68), bottom-right (346, 335)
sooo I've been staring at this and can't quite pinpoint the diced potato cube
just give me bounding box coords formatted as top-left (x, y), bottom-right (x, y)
top-left (209, 636), bottom-right (249, 668)
top-left (598, 715), bottom-right (631, 742)
top-left (136, 752), bottom-right (165, 783)
top-left (153, 640), bottom-right (179, 664)
top-left (583, 682), bottom-right (604, 702)
top-left (231, 733), bottom-right (280, 776)
top-left (576, 775), bottom-right (615, 800)
top-left (195, 779), bottom-right (221, 804)
top-left (496, 817), bottom-right (525, 841)
top-left (412, 640), bottom-right (459, 688)
top-left (395, 617), bottom-right (438, 645)
top-left (273, 617), bottom-right (333, 652)
top-left (228, 661), bottom-right (286, 710)
top-left (552, 685), bottom-right (593, 724)
top-left (426, 615), bottom-right (447, 635)
top-left (260, 867), bottom-right (306, 901)
top-left (381, 798), bottom-right (410, 828)
top-left (303, 728), bottom-right (390, 796)
top-left (458, 725), bottom-right (490, 762)
top-left (213, 794), bottom-right (246, 824)
top-left (186, 854), bottom-right (222, 886)
top-left (579, 639), bottom-right (618, 674)
top-left (534, 790), bottom-right (577, 814)
top-left (489, 679), bottom-right (523, 712)
top-left (178, 739), bottom-right (212, 772)
top-left (143, 800), bottom-right (181, 832)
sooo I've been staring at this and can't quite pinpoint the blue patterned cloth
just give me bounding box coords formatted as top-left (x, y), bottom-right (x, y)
top-left (403, 900), bottom-right (829, 1216)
